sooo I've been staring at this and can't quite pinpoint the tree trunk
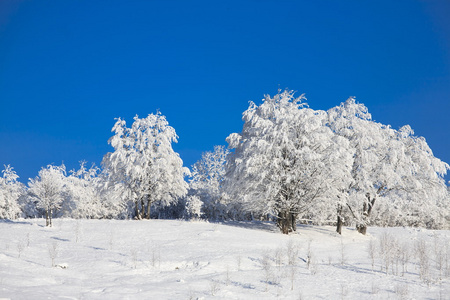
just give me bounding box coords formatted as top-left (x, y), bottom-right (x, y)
top-left (291, 213), bottom-right (297, 232)
top-left (49, 208), bottom-right (53, 227)
top-left (336, 204), bottom-right (343, 235)
top-left (277, 211), bottom-right (294, 234)
top-left (336, 215), bottom-right (343, 235)
top-left (140, 199), bottom-right (145, 219)
top-left (134, 201), bottom-right (141, 220)
top-left (146, 200), bottom-right (151, 219)
top-left (356, 224), bottom-right (367, 235)
top-left (356, 194), bottom-right (376, 235)
top-left (46, 208), bottom-right (50, 227)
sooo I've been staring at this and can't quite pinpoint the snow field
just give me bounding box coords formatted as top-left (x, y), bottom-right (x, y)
top-left (0, 219), bottom-right (449, 299)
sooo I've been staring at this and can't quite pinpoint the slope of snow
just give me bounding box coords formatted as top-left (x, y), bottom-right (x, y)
top-left (0, 219), bottom-right (449, 299)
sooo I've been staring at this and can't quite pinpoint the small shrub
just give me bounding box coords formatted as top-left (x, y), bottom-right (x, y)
top-left (48, 242), bottom-right (58, 267)
top-left (17, 241), bottom-right (24, 258)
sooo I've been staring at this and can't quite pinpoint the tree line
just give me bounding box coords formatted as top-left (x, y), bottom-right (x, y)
top-left (1, 90), bottom-right (449, 233)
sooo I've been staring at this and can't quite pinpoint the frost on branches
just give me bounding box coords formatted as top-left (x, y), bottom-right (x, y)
top-left (0, 165), bottom-right (24, 219)
top-left (0, 90), bottom-right (448, 234)
top-left (225, 91), bottom-right (449, 234)
top-left (189, 145), bottom-right (229, 220)
top-left (184, 195), bottom-right (203, 220)
top-left (224, 90), bottom-right (353, 234)
top-left (28, 164), bottom-right (66, 227)
top-left (61, 162), bottom-right (107, 219)
top-left (102, 113), bottom-right (189, 220)
top-left (327, 98), bottom-right (449, 234)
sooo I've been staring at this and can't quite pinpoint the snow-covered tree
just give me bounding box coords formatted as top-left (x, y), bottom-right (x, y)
top-left (28, 164), bottom-right (66, 226)
top-left (102, 112), bottom-right (189, 219)
top-left (383, 125), bottom-right (449, 228)
top-left (327, 98), bottom-right (449, 234)
top-left (94, 173), bottom-right (128, 219)
top-left (189, 145), bottom-right (229, 219)
top-left (60, 161), bottom-right (105, 219)
top-left (225, 90), bottom-right (352, 234)
top-left (0, 165), bottom-right (24, 219)
top-left (184, 195), bottom-right (203, 220)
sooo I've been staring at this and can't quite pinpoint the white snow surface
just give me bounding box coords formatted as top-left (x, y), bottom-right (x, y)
top-left (0, 219), bottom-right (449, 299)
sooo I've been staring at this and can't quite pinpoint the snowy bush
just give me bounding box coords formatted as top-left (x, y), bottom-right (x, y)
top-left (189, 145), bottom-right (229, 220)
top-left (184, 195), bottom-right (203, 220)
top-left (60, 162), bottom-right (105, 219)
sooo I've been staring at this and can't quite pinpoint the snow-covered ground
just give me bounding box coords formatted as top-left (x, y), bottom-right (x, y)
top-left (0, 219), bottom-right (449, 299)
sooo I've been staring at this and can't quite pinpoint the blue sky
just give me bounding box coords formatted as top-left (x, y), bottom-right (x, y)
top-left (1, 0), bottom-right (449, 183)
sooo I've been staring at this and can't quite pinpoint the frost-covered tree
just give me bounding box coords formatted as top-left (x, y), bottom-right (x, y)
top-left (381, 125), bottom-right (449, 228)
top-left (327, 98), bottom-right (449, 234)
top-left (94, 173), bottom-right (128, 219)
top-left (184, 195), bottom-right (203, 220)
top-left (225, 90), bottom-right (352, 234)
top-left (28, 164), bottom-right (66, 226)
top-left (327, 98), bottom-right (382, 234)
top-left (0, 165), bottom-right (24, 219)
top-left (224, 92), bottom-right (448, 234)
top-left (102, 113), bottom-right (189, 219)
top-left (189, 145), bottom-right (229, 219)
top-left (61, 161), bottom-right (105, 219)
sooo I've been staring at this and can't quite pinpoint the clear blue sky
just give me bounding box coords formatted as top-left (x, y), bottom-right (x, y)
top-left (1, 0), bottom-right (449, 183)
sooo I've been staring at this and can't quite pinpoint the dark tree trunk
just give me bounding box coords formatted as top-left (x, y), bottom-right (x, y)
top-left (336, 204), bottom-right (343, 235)
top-left (146, 200), bottom-right (151, 219)
top-left (291, 213), bottom-right (297, 232)
top-left (134, 201), bottom-right (141, 220)
top-left (140, 199), bottom-right (145, 219)
top-left (356, 224), bottom-right (367, 235)
top-left (356, 193), bottom-right (376, 235)
top-left (277, 211), bottom-right (295, 234)
top-left (336, 215), bottom-right (343, 235)
top-left (277, 211), bottom-right (287, 234)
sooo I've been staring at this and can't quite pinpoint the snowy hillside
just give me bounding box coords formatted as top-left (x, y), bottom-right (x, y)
top-left (0, 219), bottom-right (449, 299)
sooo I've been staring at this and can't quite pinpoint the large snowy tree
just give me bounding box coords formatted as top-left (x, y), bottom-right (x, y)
top-left (327, 98), bottom-right (449, 234)
top-left (0, 165), bottom-right (24, 219)
top-left (102, 113), bottom-right (189, 219)
top-left (380, 125), bottom-right (449, 228)
top-left (225, 90), bottom-right (352, 234)
top-left (28, 164), bottom-right (66, 226)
